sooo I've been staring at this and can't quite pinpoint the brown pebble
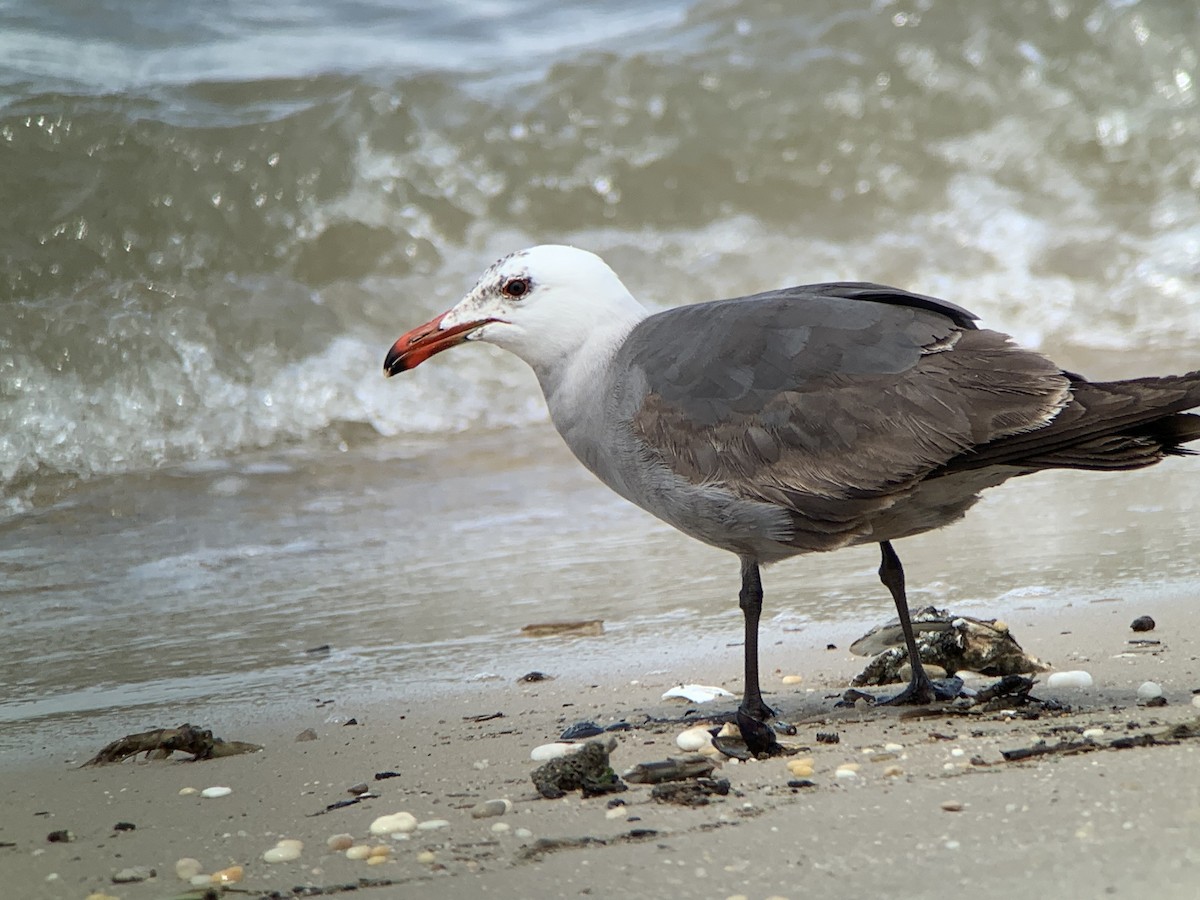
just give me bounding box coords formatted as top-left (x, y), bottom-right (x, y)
top-left (46, 830), bottom-right (73, 843)
top-left (1130, 615), bottom-right (1156, 632)
top-left (941, 800), bottom-right (964, 812)
top-left (348, 782), bottom-right (369, 795)
top-left (212, 865), bottom-right (244, 884)
top-left (295, 728), bottom-right (318, 742)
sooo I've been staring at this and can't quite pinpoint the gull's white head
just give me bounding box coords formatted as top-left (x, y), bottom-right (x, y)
top-left (384, 245), bottom-right (648, 375)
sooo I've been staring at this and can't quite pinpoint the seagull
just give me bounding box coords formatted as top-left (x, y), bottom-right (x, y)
top-left (384, 245), bottom-right (1200, 735)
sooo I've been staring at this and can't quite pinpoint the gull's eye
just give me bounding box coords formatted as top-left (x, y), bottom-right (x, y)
top-left (502, 277), bottom-right (530, 299)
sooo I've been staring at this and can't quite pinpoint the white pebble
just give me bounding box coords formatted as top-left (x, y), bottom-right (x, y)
top-left (781, 674), bottom-right (803, 685)
top-left (1082, 728), bottom-right (1105, 739)
top-left (835, 767), bottom-right (859, 780)
top-left (1046, 670), bottom-right (1094, 689)
top-left (369, 812), bottom-right (417, 835)
top-left (262, 844), bottom-right (302, 863)
top-left (190, 874), bottom-right (214, 886)
top-left (884, 743), bottom-right (904, 752)
top-left (515, 828), bottom-right (533, 838)
top-left (675, 727), bottom-right (714, 752)
top-left (417, 819), bottom-right (449, 831)
top-left (416, 850), bottom-right (436, 865)
top-left (199, 786), bottom-right (232, 799)
top-left (950, 748), bottom-right (965, 757)
top-left (1137, 681), bottom-right (1163, 701)
top-left (345, 845), bottom-right (372, 860)
top-left (530, 742), bottom-right (580, 761)
top-left (490, 822), bottom-right (511, 833)
top-left (1192, 695), bottom-right (1200, 709)
top-left (605, 806), bottom-right (627, 819)
top-left (175, 858), bottom-right (202, 881)
top-left (178, 787), bottom-right (199, 796)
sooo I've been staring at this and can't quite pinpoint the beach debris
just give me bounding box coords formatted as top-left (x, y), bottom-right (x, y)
top-left (560, 720), bottom-right (605, 740)
top-left (1131, 615), bottom-right (1156, 632)
top-left (1002, 718), bottom-right (1200, 762)
top-left (520, 619), bottom-right (604, 637)
top-left (519, 671), bottom-right (552, 682)
top-left (1046, 670), bottom-right (1094, 689)
top-left (46, 830), bottom-right (73, 843)
top-left (623, 754), bottom-right (717, 784)
top-left (676, 726), bottom-right (716, 752)
top-left (262, 838), bottom-right (303, 862)
top-left (369, 812), bottom-right (417, 835)
top-left (661, 683), bottom-right (735, 703)
top-left (1137, 681), bottom-right (1164, 702)
top-left (470, 799), bottom-right (512, 819)
top-left (199, 786), bottom-right (232, 799)
top-left (175, 858), bottom-right (203, 881)
top-left (113, 821), bottom-right (135, 832)
top-left (112, 865), bottom-right (156, 883)
top-left (296, 728), bottom-right (319, 742)
top-left (516, 829), bottom-right (659, 861)
top-left (816, 732), bottom-right (841, 744)
top-left (850, 606), bottom-right (1048, 686)
top-left (463, 711), bottom-right (504, 723)
top-left (651, 777), bottom-right (731, 806)
top-left (531, 741), bottom-right (581, 761)
top-left (82, 723), bottom-right (262, 766)
top-left (531, 737), bottom-right (626, 799)
top-left (374, 770), bottom-right (402, 780)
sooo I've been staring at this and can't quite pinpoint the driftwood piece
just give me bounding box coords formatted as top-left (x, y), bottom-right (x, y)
top-left (82, 723), bottom-right (262, 766)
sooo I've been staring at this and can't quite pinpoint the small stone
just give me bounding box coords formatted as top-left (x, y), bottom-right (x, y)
top-left (345, 845), bottom-right (372, 860)
top-left (941, 800), bottom-right (964, 812)
top-left (781, 674), bottom-right (803, 685)
top-left (1192, 694), bottom-right (1200, 710)
top-left (326, 834), bottom-right (354, 851)
top-left (191, 874), bottom-right (214, 886)
top-left (367, 854), bottom-right (391, 866)
top-left (1130, 616), bottom-right (1156, 632)
top-left (884, 742), bottom-right (904, 752)
top-left (676, 727), bottom-right (714, 752)
top-left (605, 806), bottom-right (626, 819)
top-left (416, 850), bottom-right (436, 864)
top-left (417, 819), bottom-right (450, 831)
top-left (530, 742), bottom-right (579, 761)
top-left (263, 841), bottom-right (303, 863)
top-left (1137, 681), bottom-right (1164, 702)
top-left (884, 765), bottom-right (904, 777)
top-left (491, 822), bottom-right (511, 833)
top-left (369, 812), bottom-right (417, 835)
top-left (46, 830), bottom-right (73, 843)
top-left (1046, 670), bottom-right (1094, 689)
top-left (112, 866), bottom-right (156, 884)
top-left (295, 728), bottom-right (319, 742)
top-left (834, 767), bottom-right (859, 780)
top-left (175, 858), bottom-right (203, 881)
top-left (515, 827), bottom-right (533, 838)
top-left (212, 865), bottom-right (243, 884)
top-left (199, 786), bottom-right (232, 799)
top-left (367, 845), bottom-right (391, 859)
top-left (348, 782), bottom-right (370, 795)
top-left (1082, 728), bottom-right (1105, 739)
top-left (786, 758), bottom-right (814, 776)
top-left (950, 748), bottom-right (965, 757)
top-left (178, 787), bottom-right (199, 796)
top-left (470, 799), bottom-right (512, 819)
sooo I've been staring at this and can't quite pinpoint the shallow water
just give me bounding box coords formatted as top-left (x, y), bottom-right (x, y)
top-left (1, 0), bottom-right (1198, 765)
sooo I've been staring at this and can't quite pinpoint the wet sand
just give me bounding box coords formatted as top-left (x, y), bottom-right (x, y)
top-left (3, 557), bottom-right (1200, 899)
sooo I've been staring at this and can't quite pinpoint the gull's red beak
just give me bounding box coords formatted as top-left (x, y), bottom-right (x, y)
top-left (383, 313), bottom-right (498, 376)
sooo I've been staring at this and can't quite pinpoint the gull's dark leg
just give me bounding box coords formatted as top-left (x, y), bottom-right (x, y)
top-left (737, 556), bottom-right (775, 721)
top-left (877, 540), bottom-right (935, 705)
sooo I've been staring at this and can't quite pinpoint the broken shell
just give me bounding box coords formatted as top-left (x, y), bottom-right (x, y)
top-left (1046, 670), bottom-right (1094, 689)
top-left (675, 727), bottom-right (714, 752)
top-left (326, 834), bottom-right (354, 851)
top-left (661, 684), bottom-right (735, 703)
top-left (178, 787), bottom-right (199, 796)
top-left (1137, 681), bottom-right (1163, 701)
top-left (199, 786), bottom-right (232, 799)
top-left (471, 799), bottom-right (512, 819)
top-left (369, 812), bottom-right (417, 835)
top-left (212, 866), bottom-right (243, 884)
top-left (530, 742), bottom-right (580, 761)
top-left (175, 858), bottom-right (202, 881)
top-left (345, 845), bottom-right (372, 860)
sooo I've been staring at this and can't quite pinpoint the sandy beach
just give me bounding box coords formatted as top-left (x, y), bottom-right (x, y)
top-left (4, 573), bottom-right (1200, 900)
